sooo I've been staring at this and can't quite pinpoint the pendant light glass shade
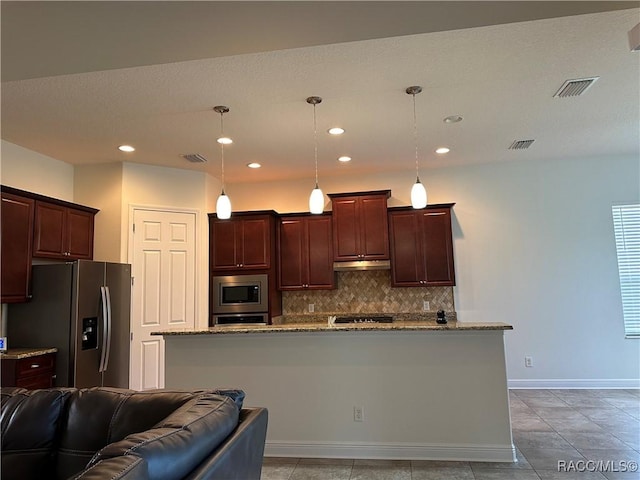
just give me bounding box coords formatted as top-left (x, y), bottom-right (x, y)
top-left (309, 185), bottom-right (324, 214)
top-left (213, 106), bottom-right (232, 219)
top-left (306, 96), bottom-right (324, 214)
top-left (216, 191), bottom-right (232, 219)
top-left (406, 86), bottom-right (428, 210)
top-left (411, 178), bottom-right (427, 209)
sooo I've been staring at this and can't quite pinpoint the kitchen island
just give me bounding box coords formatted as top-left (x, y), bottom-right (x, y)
top-left (155, 321), bottom-right (515, 462)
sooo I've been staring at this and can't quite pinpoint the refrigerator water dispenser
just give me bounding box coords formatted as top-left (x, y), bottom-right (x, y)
top-left (82, 317), bottom-right (98, 350)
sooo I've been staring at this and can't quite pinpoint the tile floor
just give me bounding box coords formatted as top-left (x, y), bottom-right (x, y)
top-left (261, 389), bottom-right (640, 479)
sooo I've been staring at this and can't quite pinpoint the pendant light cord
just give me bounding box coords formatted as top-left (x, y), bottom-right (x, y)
top-left (220, 112), bottom-right (226, 194)
top-left (412, 93), bottom-right (420, 182)
top-left (313, 103), bottom-right (319, 188)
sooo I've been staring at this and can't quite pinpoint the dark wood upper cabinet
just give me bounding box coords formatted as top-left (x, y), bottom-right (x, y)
top-left (1, 192), bottom-right (35, 303)
top-left (388, 204), bottom-right (456, 287)
top-left (66, 208), bottom-right (95, 259)
top-left (278, 214), bottom-right (334, 290)
top-left (33, 200), bottom-right (96, 260)
top-left (1, 185), bottom-right (98, 303)
top-left (209, 211), bottom-right (277, 272)
top-left (328, 190), bottom-right (391, 262)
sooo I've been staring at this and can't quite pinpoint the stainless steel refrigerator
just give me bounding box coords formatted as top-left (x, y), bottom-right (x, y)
top-left (8, 260), bottom-right (131, 388)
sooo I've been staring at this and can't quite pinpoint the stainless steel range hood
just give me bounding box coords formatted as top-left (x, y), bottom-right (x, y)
top-left (333, 260), bottom-right (391, 272)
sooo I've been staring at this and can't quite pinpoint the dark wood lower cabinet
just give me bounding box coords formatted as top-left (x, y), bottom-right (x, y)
top-left (1, 352), bottom-right (56, 389)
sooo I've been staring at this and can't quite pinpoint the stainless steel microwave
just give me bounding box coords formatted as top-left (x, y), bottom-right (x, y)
top-left (212, 274), bottom-right (268, 314)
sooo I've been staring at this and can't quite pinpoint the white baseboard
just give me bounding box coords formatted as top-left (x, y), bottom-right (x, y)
top-left (265, 441), bottom-right (516, 462)
top-left (508, 379), bottom-right (640, 389)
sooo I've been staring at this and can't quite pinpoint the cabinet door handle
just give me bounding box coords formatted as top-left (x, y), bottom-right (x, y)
top-left (30, 364), bottom-right (40, 368)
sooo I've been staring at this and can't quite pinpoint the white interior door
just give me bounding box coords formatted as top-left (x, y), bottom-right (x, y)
top-left (130, 208), bottom-right (196, 390)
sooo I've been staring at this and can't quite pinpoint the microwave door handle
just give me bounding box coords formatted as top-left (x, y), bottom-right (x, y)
top-left (99, 286), bottom-right (108, 373)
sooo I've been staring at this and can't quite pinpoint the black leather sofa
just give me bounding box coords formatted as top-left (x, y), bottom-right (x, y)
top-left (0, 387), bottom-right (268, 480)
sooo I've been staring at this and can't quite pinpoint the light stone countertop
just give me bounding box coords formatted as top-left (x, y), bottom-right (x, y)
top-left (152, 320), bottom-right (513, 336)
top-left (0, 347), bottom-right (58, 360)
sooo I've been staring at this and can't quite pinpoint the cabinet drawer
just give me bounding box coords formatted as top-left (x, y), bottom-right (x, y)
top-left (16, 353), bottom-right (55, 377)
top-left (16, 372), bottom-right (55, 389)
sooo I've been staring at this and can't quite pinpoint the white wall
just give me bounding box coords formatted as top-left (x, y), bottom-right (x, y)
top-left (74, 163), bottom-right (124, 262)
top-left (121, 162), bottom-right (220, 329)
top-left (229, 154), bottom-right (640, 387)
top-left (1, 140), bottom-right (74, 200)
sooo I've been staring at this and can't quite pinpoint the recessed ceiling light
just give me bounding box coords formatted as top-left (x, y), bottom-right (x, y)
top-left (443, 115), bottom-right (463, 124)
top-left (118, 145), bottom-right (135, 152)
top-left (338, 156), bottom-right (351, 162)
top-left (328, 127), bottom-right (345, 135)
top-left (217, 137), bottom-right (233, 145)
top-left (435, 147), bottom-right (450, 154)
top-left (247, 162), bottom-right (261, 169)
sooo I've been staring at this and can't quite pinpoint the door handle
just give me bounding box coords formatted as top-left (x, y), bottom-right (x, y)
top-left (103, 286), bottom-right (113, 374)
top-left (99, 287), bottom-right (108, 373)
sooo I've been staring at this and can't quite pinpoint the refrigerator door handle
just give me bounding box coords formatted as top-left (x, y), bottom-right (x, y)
top-left (99, 286), bottom-right (109, 373)
top-left (103, 286), bottom-right (113, 373)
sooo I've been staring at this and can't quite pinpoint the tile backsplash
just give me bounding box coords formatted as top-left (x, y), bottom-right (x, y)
top-left (282, 270), bottom-right (454, 314)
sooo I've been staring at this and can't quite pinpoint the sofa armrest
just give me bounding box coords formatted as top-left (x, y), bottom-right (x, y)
top-left (70, 456), bottom-right (149, 480)
top-left (185, 408), bottom-right (268, 480)
top-left (90, 393), bottom-right (239, 480)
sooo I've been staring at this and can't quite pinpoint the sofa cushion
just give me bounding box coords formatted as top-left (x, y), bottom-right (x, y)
top-left (69, 455), bottom-right (149, 480)
top-left (0, 388), bottom-right (74, 480)
top-left (56, 388), bottom-right (204, 479)
top-left (90, 393), bottom-right (239, 480)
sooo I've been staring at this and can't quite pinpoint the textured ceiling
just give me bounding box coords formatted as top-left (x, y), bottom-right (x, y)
top-left (1, 2), bottom-right (639, 184)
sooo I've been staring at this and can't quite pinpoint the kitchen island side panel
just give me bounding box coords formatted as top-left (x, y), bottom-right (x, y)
top-left (163, 329), bottom-right (514, 461)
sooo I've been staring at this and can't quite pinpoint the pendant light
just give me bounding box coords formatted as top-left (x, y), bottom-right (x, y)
top-left (213, 105), bottom-right (232, 219)
top-left (406, 86), bottom-right (427, 209)
top-left (306, 96), bottom-right (325, 214)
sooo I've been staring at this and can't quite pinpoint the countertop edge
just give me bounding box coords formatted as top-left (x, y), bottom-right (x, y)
top-left (0, 347), bottom-right (58, 360)
top-left (152, 322), bottom-right (513, 336)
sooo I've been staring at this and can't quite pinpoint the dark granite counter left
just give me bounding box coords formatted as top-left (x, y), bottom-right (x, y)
top-left (0, 347), bottom-right (58, 360)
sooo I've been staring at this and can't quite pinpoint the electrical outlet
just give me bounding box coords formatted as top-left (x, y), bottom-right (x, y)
top-left (353, 406), bottom-right (364, 422)
top-left (308, 303), bottom-right (315, 313)
top-left (423, 301), bottom-right (430, 311)
top-left (525, 356), bottom-right (533, 368)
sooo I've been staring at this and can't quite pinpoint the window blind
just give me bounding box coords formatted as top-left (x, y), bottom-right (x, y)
top-left (612, 204), bottom-right (640, 338)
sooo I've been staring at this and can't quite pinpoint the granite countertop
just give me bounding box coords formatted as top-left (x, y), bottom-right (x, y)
top-left (0, 347), bottom-right (58, 360)
top-left (152, 320), bottom-right (513, 336)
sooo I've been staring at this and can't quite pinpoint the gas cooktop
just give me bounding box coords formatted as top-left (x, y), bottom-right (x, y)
top-left (334, 315), bottom-right (393, 324)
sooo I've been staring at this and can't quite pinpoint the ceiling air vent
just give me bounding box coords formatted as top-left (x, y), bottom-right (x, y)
top-left (509, 139), bottom-right (534, 150)
top-left (553, 77), bottom-right (599, 98)
top-left (181, 153), bottom-right (207, 163)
